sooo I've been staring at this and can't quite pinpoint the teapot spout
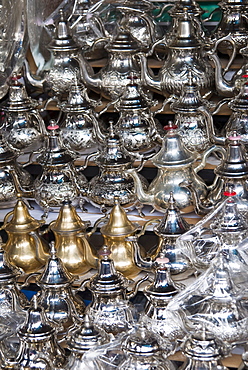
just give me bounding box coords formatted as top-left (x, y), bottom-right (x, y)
top-left (137, 52), bottom-right (161, 93)
top-left (126, 235), bottom-right (153, 270)
top-left (127, 168), bottom-right (154, 206)
top-left (207, 52), bottom-right (235, 97)
top-left (79, 54), bottom-right (102, 92)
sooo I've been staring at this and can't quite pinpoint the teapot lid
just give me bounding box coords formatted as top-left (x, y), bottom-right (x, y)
top-left (4, 196), bottom-right (41, 233)
top-left (59, 81), bottom-right (90, 113)
top-left (183, 333), bottom-right (222, 359)
top-left (48, 9), bottom-right (79, 51)
top-left (215, 134), bottom-right (248, 177)
top-left (0, 239), bottom-right (21, 280)
top-left (96, 123), bottom-right (133, 166)
top-left (123, 325), bottom-right (161, 356)
top-left (18, 295), bottom-right (56, 340)
top-left (37, 121), bottom-right (74, 165)
top-left (101, 197), bottom-right (139, 236)
top-left (169, 8), bottom-right (202, 48)
top-left (88, 246), bottom-right (129, 294)
top-left (169, 0), bottom-right (204, 17)
top-left (67, 314), bottom-right (109, 353)
top-left (51, 200), bottom-right (89, 233)
top-left (154, 193), bottom-right (191, 236)
top-left (151, 122), bottom-right (197, 167)
top-left (106, 25), bottom-right (141, 52)
top-left (37, 243), bottom-right (75, 286)
top-left (117, 75), bottom-right (150, 110)
top-left (1, 74), bottom-right (38, 112)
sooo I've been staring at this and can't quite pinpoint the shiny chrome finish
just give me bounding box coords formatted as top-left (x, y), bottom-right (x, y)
top-left (83, 246), bottom-right (147, 336)
top-left (49, 200), bottom-right (97, 275)
top-left (127, 123), bottom-right (221, 213)
top-left (33, 122), bottom-right (88, 215)
top-left (86, 125), bottom-right (148, 214)
top-left (0, 75), bottom-right (46, 153)
top-left (34, 243), bottom-right (85, 338)
top-left (59, 81), bottom-right (103, 152)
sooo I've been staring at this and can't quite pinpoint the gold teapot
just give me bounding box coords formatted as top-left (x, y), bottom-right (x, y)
top-left (1, 195), bottom-right (49, 273)
top-left (47, 199), bottom-right (97, 275)
top-left (98, 196), bottom-right (145, 279)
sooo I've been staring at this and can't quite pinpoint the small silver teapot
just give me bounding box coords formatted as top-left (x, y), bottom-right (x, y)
top-left (81, 246), bottom-right (148, 336)
top-left (0, 74), bottom-right (46, 153)
top-left (84, 123), bottom-right (148, 215)
top-left (31, 121), bottom-right (88, 216)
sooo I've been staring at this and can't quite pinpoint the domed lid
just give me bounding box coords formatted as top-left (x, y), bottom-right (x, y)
top-left (67, 314), bottom-right (108, 353)
top-left (117, 75), bottom-right (150, 110)
top-left (101, 197), bottom-right (139, 236)
top-left (5, 195), bottom-right (41, 233)
top-left (89, 246), bottom-right (128, 294)
top-left (37, 243), bottom-right (74, 286)
top-left (215, 133), bottom-right (248, 178)
top-left (151, 122), bottom-right (196, 167)
top-left (183, 332), bottom-right (222, 359)
top-left (168, 8), bottom-right (201, 48)
top-left (51, 200), bottom-right (89, 233)
top-left (1, 74), bottom-right (38, 112)
top-left (123, 325), bottom-right (161, 356)
top-left (106, 26), bottom-right (141, 52)
top-left (0, 238), bottom-right (21, 280)
top-left (154, 193), bottom-right (191, 236)
top-left (48, 9), bottom-right (79, 51)
top-left (60, 81), bottom-right (90, 113)
top-left (37, 121), bottom-right (74, 165)
top-left (18, 295), bottom-right (55, 340)
top-left (96, 122), bottom-right (133, 166)
top-left (169, 0), bottom-right (204, 17)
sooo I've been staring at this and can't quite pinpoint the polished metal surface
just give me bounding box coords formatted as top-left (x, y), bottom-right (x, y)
top-left (49, 200), bottom-right (97, 275)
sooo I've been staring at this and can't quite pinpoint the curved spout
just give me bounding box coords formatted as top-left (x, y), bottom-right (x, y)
top-left (126, 235), bottom-right (153, 270)
top-left (198, 106), bottom-right (226, 145)
top-left (126, 168), bottom-right (154, 205)
top-left (136, 52), bottom-right (161, 93)
top-left (206, 52), bottom-right (235, 97)
top-left (78, 54), bottom-right (102, 91)
top-left (23, 60), bottom-right (45, 90)
top-left (180, 181), bottom-right (215, 215)
top-left (126, 273), bottom-right (150, 299)
top-left (29, 231), bottom-right (49, 265)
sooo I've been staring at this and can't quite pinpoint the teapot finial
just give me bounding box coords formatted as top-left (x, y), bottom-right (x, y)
top-left (47, 119), bottom-right (59, 131)
top-left (98, 245), bottom-right (111, 260)
top-left (50, 241), bottom-right (57, 259)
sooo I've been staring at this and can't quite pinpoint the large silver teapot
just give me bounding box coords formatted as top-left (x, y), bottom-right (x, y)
top-left (138, 7), bottom-right (236, 97)
top-left (127, 123), bottom-right (224, 213)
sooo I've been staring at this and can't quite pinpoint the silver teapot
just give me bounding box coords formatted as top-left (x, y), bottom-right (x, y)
top-left (0, 74), bottom-right (46, 153)
top-left (127, 122), bottom-right (224, 213)
top-left (106, 74), bottom-right (163, 156)
top-left (207, 0), bottom-right (248, 56)
top-left (59, 81), bottom-right (104, 153)
top-left (138, 7), bottom-right (236, 97)
top-left (27, 243), bottom-right (85, 339)
top-left (80, 24), bottom-right (147, 100)
top-left (81, 246), bottom-right (148, 336)
top-left (31, 121), bottom-right (88, 216)
top-left (184, 134), bottom-right (248, 215)
top-left (0, 134), bottom-right (33, 208)
top-left (84, 123), bottom-right (148, 215)
top-left (24, 9), bottom-right (93, 101)
top-left (0, 295), bottom-right (67, 370)
top-left (130, 192), bottom-right (195, 280)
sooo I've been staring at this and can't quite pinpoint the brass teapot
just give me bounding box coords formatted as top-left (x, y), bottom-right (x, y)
top-left (127, 123), bottom-right (225, 213)
top-left (98, 196), bottom-right (145, 278)
top-left (1, 195), bottom-right (49, 273)
top-left (0, 74), bottom-right (46, 153)
top-left (47, 199), bottom-right (97, 275)
top-left (138, 7), bottom-right (236, 97)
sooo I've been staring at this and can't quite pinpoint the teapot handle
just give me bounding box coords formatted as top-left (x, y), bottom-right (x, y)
top-left (208, 34), bottom-right (237, 74)
top-left (193, 145), bottom-right (226, 174)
